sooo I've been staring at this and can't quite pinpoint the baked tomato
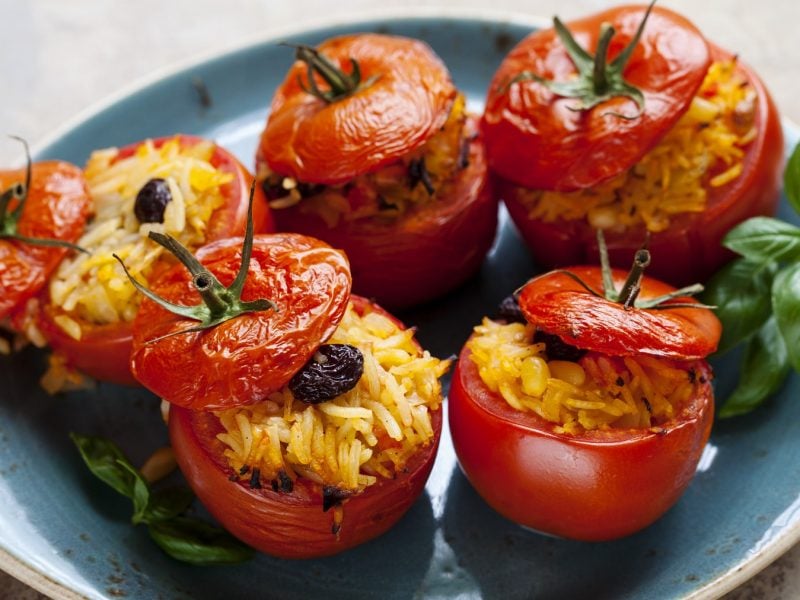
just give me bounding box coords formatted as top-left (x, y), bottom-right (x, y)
top-left (37, 135), bottom-right (273, 386)
top-left (167, 294), bottom-right (443, 558)
top-left (122, 218), bottom-right (447, 557)
top-left (483, 4), bottom-right (783, 286)
top-left (449, 246), bottom-right (721, 540)
top-left (0, 157), bottom-right (91, 322)
top-left (257, 35), bottom-right (497, 309)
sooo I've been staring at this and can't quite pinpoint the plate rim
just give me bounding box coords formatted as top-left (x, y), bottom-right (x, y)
top-left (4, 6), bottom-right (798, 600)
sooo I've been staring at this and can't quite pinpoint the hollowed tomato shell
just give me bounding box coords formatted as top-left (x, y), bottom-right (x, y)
top-left (448, 345), bottom-right (714, 541)
top-left (499, 45), bottom-right (783, 287)
top-left (0, 161), bottom-right (91, 321)
top-left (38, 135), bottom-right (274, 386)
top-left (168, 296), bottom-right (442, 558)
top-left (264, 119), bottom-right (497, 309)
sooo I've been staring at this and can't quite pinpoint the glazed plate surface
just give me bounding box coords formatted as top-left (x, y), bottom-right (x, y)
top-left (2, 12), bottom-right (799, 600)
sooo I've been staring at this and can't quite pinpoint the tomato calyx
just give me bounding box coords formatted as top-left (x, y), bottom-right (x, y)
top-left (0, 137), bottom-right (88, 254)
top-left (115, 184), bottom-right (277, 344)
top-left (555, 230), bottom-right (712, 311)
top-left (284, 43), bottom-right (379, 104)
top-left (509, 0), bottom-right (657, 118)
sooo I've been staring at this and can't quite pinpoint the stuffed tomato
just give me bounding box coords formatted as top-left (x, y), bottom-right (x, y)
top-left (483, 3), bottom-right (783, 286)
top-left (449, 239), bottom-right (721, 540)
top-left (257, 34), bottom-right (497, 309)
top-left (36, 135), bottom-right (273, 385)
top-left (1, 154), bottom-right (91, 350)
top-left (124, 220), bottom-right (449, 558)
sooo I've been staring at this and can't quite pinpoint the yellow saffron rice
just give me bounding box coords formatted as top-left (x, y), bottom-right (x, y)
top-left (520, 60), bottom-right (757, 232)
top-left (262, 94), bottom-right (469, 226)
top-left (48, 138), bottom-right (233, 339)
top-left (468, 319), bottom-right (699, 435)
top-left (215, 302), bottom-right (451, 492)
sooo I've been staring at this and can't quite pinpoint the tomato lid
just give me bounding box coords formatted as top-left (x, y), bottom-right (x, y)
top-left (130, 232), bottom-right (351, 410)
top-left (259, 34), bottom-right (457, 185)
top-left (518, 265), bottom-right (721, 360)
top-left (482, 4), bottom-right (711, 191)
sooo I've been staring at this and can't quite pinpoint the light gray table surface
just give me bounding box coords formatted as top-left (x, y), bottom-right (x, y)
top-left (1, 0), bottom-right (799, 598)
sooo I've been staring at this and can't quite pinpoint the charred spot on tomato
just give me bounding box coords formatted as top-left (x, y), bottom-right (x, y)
top-left (533, 330), bottom-right (587, 362)
top-left (239, 465), bottom-right (250, 476)
top-left (249, 467), bottom-right (262, 490)
top-left (133, 178), bottom-right (172, 224)
top-left (322, 485), bottom-right (353, 512)
top-left (497, 294), bottom-right (525, 324)
top-left (289, 344), bottom-right (364, 404)
top-left (270, 470), bottom-right (294, 494)
top-left (408, 157), bottom-right (435, 195)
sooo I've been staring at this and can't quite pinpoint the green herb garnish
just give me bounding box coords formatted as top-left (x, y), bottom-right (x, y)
top-left (701, 142), bottom-right (800, 416)
top-left (70, 433), bottom-right (253, 565)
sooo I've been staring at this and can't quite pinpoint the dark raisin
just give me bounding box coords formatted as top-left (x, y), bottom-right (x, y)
top-left (249, 467), bottom-right (262, 489)
top-left (322, 485), bottom-right (352, 512)
top-left (534, 330), bottom-right (587, 362)
top-left (270, 470), bottom-right (294, 494)
top-left (289, 344), bottom-right (364, 404)
top-left (408, 157), bottom-right (435, 195)
top-left (497, 294), bottom-right (525, 323)
top-left (134, 178), bottom-right (172, 224)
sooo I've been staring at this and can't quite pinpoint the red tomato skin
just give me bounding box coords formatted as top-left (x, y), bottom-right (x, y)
top-left (260, 34), bottom-right (456, 185)
top-left (130, 234), bottom-right (351, 410)
top-left (448, 346), bottom-right (713, 541)
top-left (0, 162), bottom-right (91, 321)
top-left (499, 46), bottom-right (783, 287)
top-left (518, 266), bottom-right (722, 360)
top-left (266, 122), bottom-right (497, 309)
top-left (38, 136), bottom-right (273, 386)
top-left (482, 5), bottom-right (711, 191)
top-left (168, 296), bottom-right (442, 558)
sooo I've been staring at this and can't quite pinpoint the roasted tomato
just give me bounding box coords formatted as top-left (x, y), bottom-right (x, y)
top-left (37, 135), bottom-right (273, 385)
top-left (125, 221), bottom-right (447, 557)
top-left (449, 247), bottom-right (721, 540)
top-left (257, 34), bottom-right (497, 309)
top-left (483, 4), bottom-right (783, 286)
top-left (0, 159), bottom-right (91, 323)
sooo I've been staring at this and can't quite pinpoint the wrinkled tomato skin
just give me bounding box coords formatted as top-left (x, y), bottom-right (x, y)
top-left (448, 345), bottom-right (713, 541)
top-left (168, 296), bottom-right (442, 558)
top-left (0, 162), bottom-right (91, 321)
top-left (267, 123), bottom-right (497, 309)
top-left (131, 233), bottom-right (351, 410)
top-left (260, 34), bottom-right (456, 185)
top-left (482, 5), bottom-right (711, 191)
top-left (38, 135), bottom-right (273, 386)
top-left (499, 45), bottom-right (783, 287)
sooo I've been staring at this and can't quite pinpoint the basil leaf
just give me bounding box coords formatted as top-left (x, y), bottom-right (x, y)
top-left (143, 487), bottom-right (195, 524)
top-left (70, 433), bottom-right (140, 499)
top-left (117, 460), bottom-right (152, 525)
top-left (784, 142), bottom-right (800, 214)
top-left (148, 517), bottom-right (254, 565)
top-left (723, 217), bottom-right (800, 264)
top-left (702, 259), bottom-right (777, 353)
top-left (719, 317), bottom-right (791, 418)
top-left (773, 263), bottom-right (800, 371)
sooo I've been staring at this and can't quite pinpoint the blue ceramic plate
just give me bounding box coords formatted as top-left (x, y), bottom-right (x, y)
top-left (2, 11), bottom-right (799, 600)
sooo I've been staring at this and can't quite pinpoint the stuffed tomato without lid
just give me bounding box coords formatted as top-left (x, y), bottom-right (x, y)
top-left (127, 224), bottom-right (449, 557)
top-left (449, 255), bottom-right (721, 540)
top-left (483, 4), bottom-right (783, 286)
top-left (37, 135), bottom-right (273, 385)
top-left (257, 34), bottom-right (497, 309)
